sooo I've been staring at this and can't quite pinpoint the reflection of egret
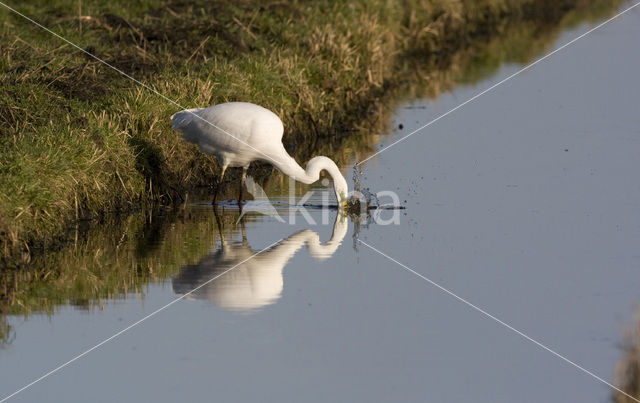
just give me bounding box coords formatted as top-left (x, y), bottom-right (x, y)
top-left (172, 214), bottom-right (348, 311)
top-left (171, 102), bottom-right (349, 206)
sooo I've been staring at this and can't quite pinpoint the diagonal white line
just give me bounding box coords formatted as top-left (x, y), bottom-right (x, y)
top-left (0, 1), bottom-right (284, 166)
top-left (0, 238), bottom-right (283, 403)
top-left (358, 239), bottom-right (639, 402)
top-left (357, 1), bottom-right (640, 165)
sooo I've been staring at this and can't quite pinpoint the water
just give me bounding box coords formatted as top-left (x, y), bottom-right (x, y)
top-left (2, 4), bottom-right (640, 402)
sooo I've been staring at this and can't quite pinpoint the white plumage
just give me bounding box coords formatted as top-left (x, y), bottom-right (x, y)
top-left (171, 102), bottom-right (349, 206)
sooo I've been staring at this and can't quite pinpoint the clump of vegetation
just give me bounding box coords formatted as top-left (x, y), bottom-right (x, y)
top-left (345, 195), bottom-right (368, 217)
top-left (614, 308), bottom-right (640, 402)
top-left (0, 0), bottom-right (622, 264)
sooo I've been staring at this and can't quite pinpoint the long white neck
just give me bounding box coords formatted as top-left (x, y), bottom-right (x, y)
top-left (261, 213), bottom-right (348, 261)
top-left (272, 153), bottom-right (349, 203)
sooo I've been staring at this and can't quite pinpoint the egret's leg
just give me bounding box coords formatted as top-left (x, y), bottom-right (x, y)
top-left (240, 219), bottom-right (248, 246)
top-left (212, 166), bottom-right (227, 206)
top-left (213, 204), bottom-right (224, 242)
top-left (238, 166), bottom-right (248, 208)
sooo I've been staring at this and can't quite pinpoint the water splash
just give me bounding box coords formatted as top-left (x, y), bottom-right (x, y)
top-left (352, 164), bottom-right (407, 212)
top-left (351, 164), bottom-right (379, 208)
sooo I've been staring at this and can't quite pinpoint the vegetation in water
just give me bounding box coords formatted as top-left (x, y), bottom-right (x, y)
top-left (613, 308), bottom-right (640, 403)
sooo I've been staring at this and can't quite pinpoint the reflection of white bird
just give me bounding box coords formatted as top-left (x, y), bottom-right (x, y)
top-left (172, 214), bottom-right (348, 311)
top-left (170, 102), bottom-right (349, 206)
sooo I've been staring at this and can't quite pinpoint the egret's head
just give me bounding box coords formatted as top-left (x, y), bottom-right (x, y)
top-left (332, 174), bottom-right (349, 208)
top-left (308, 156), bottom-right (348, 208)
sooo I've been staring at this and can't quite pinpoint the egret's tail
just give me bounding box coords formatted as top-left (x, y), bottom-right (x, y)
top-left (170, 108), bottom-right (203, 131)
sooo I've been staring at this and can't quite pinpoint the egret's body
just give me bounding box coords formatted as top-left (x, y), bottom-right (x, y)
top-left (171, 102), bottom-right (349, 206)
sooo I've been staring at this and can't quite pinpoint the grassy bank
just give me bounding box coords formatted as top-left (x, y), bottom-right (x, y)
top-left (0, 0), bottom-right (622, 264)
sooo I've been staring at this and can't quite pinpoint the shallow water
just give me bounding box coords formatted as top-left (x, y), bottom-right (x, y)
top-left (2, 4), bottom-right (640, 403)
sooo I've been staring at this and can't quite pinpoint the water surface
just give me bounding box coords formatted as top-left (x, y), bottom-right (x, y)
top-left (2, 4), bottom-right (640, 402)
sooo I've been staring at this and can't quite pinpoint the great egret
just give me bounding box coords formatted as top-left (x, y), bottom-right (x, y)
top-left (171, 102), bottom-right (349, 207)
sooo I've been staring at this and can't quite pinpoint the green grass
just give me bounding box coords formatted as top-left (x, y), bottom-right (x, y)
top-left (0, 0), bottom-right (623, 264)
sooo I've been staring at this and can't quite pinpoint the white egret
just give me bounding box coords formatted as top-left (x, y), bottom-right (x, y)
top-left (171, 102), bottom-right (349, 207)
